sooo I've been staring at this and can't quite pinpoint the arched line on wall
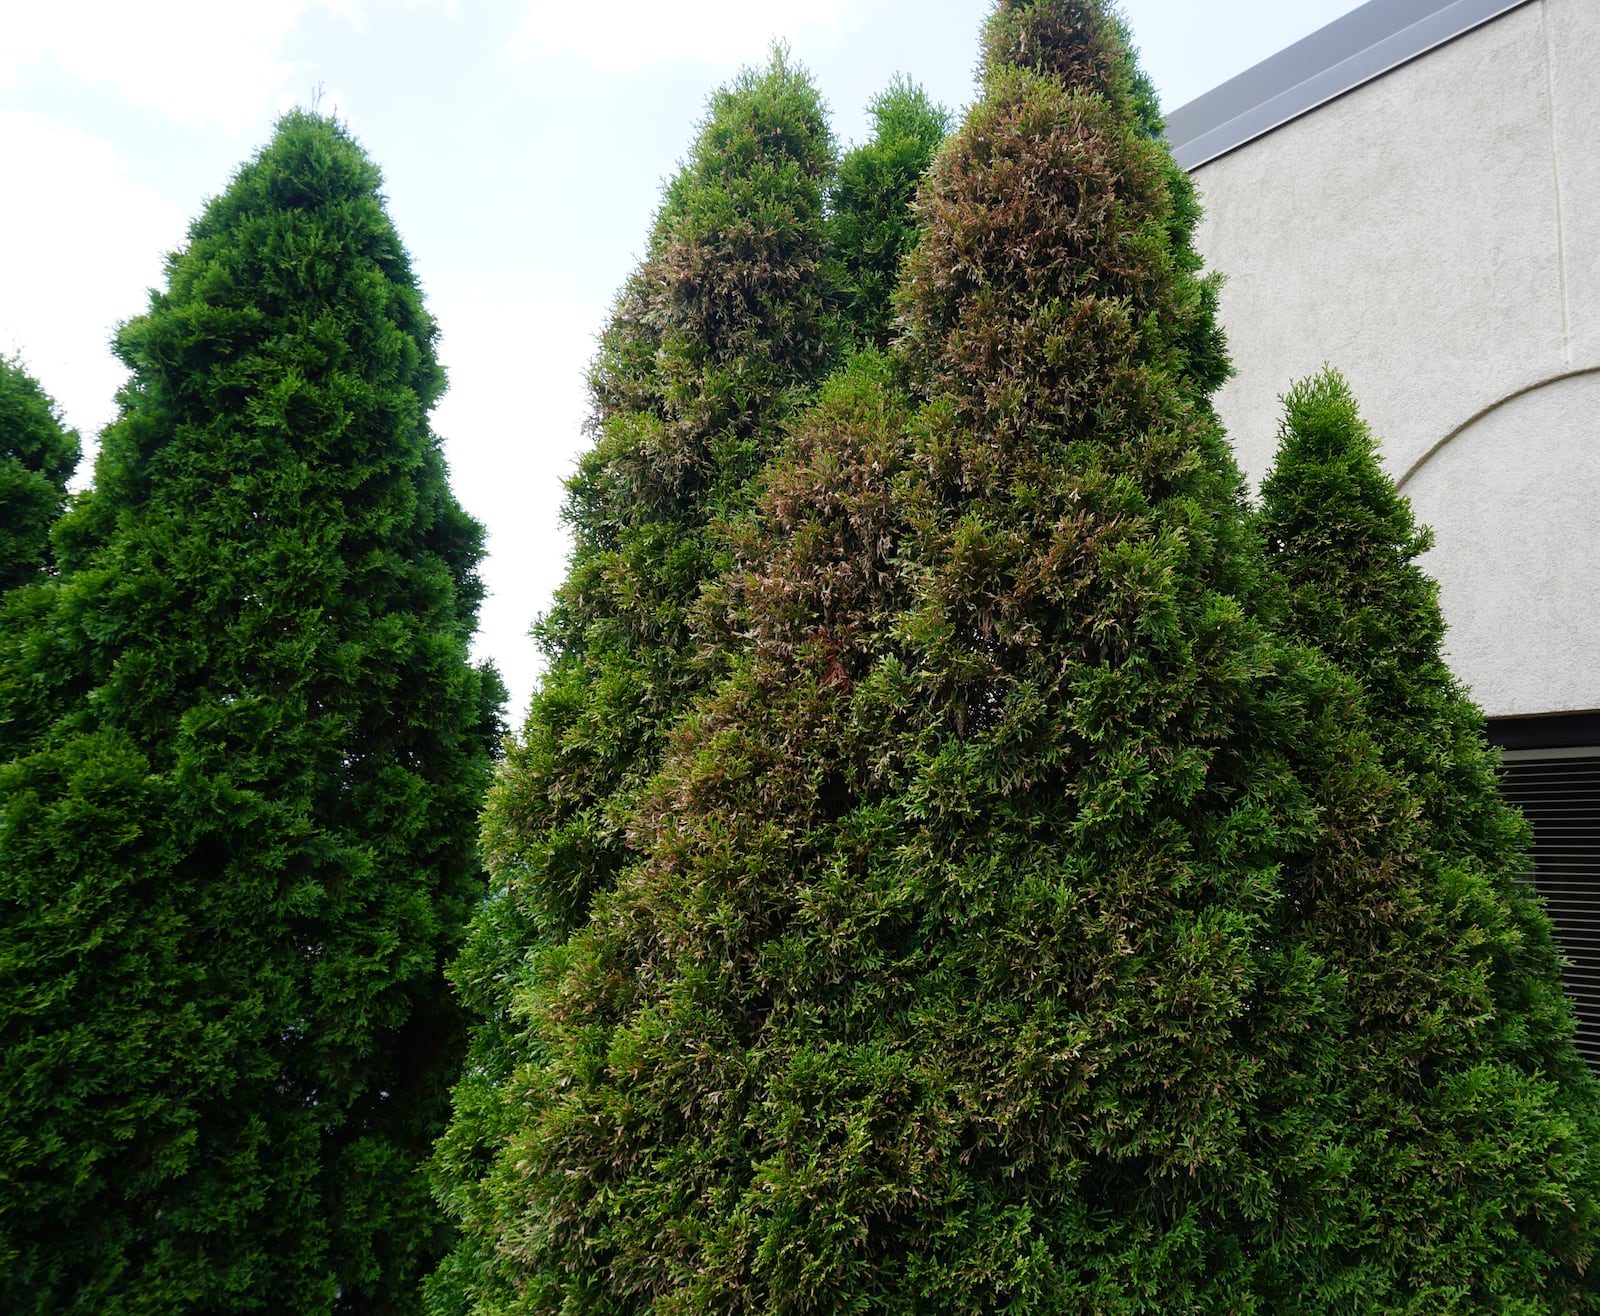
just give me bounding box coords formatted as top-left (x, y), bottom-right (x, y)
top-left (1396, 364), bottom-right (1600, 492)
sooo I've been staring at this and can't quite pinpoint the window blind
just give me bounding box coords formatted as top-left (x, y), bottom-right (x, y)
top-left (1501, 749), bottom-right (1600, 1066)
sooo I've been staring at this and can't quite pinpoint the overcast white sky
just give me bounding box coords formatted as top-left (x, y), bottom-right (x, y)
top-left (0, 0), bottom-right (1358, 719)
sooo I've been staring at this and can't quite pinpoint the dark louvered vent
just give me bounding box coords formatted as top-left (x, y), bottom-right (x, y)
top-left (1500, 749), bottom-right (1600, 1067)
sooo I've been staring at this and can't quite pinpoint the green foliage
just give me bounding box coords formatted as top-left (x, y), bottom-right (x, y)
top-left (501, 44), bottom-right (837, 939)
top-left (1256, 365), bottom-right (1600, 1239)
top-left (1257, 370), bottom-right (1527, 854)
top-left (0, 110), bottom-right (501, 1312)
top-left (827, 77), bottom-right (950, 347)
top-left (497, 2), bottom-right (1316, 1300)
top-left (437, 3), bottom-right (1600, 1310)
top-left (428, 52), bottom-right (842, 1313)
top-left (0, 354), bottom-right (79, 593)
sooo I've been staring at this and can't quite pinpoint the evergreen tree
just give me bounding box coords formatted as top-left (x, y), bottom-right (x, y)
top-left (0, 111), bottom-right (501, 1313)
top-left (0, 354), bottom-right (79, 593)
top-left (453, 3), bottom-right (1600, 1310)
top-left (497, 0), bottom-right (1310, 1301)
top-left (0, 357), bottom-right (82, 765)
top-left (1255, 366), bottom-right (1600, 1270)
top-left (827, 77), bottom-right (950, 348)
top-left (1257, 368), bottom-right (1542, 871)
top-left (429, 53), bottom-right (841, 1312)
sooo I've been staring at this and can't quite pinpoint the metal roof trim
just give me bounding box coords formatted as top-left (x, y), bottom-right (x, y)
top-left (1165, 0), bottom-right (1537, 171)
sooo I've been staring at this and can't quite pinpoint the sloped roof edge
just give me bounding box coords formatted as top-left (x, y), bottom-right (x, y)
top-left (1165, 0), bottom-right (1536, 170)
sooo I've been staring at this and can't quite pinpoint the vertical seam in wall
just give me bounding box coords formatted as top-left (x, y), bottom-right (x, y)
top-left (1543, 0), bottom-right (1573, 367)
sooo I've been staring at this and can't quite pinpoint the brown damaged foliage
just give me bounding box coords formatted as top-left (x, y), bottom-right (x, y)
top-left (902, 76), bottom-right (1194, 463)
top-left (743, 362), bottom-right (915, 693)
top-left (455, 3), bottom-right (1600, 1311)
top-left (982, 0), bottom-right (1129, 101)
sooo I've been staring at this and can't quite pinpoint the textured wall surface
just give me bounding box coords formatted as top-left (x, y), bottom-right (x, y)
top-left (1192, 0), bottom-right (1599, 717)
top-left (1406, 371), bottom-right (1600, 716)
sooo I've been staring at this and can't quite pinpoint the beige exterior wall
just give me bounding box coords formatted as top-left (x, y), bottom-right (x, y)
top-left (1192, 0), bottom-right (1599, 718)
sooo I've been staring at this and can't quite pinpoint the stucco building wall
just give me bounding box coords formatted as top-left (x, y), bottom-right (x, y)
top-left (1187, 0), bottom-right (1599, 718)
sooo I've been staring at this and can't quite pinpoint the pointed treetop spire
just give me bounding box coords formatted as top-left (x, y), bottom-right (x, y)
top-left (901, 0), bottom-right (1211, 451)
top-left (982, 0), bottom-right (1133, 102)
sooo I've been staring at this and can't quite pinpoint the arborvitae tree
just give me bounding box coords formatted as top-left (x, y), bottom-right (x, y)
top-left (0, 358), bottom-right (82, 766)
top-left (1255, 365), bottom-right (1600, 1230)
top-left (493, 2), bottom-right (1316, 1302)
top-left (1257, 368), bottom-right (1544, 870)
top-left (827, 77), bottom-right (950, 348)
top-left (0, 354), bottom-right (79, 593)
top-left (0, 111), bottom-right (501, 1313)
top-left (429, 53), bottom-right (842, 1312)
top-left (454, 2), bottom-right (1600, 1310)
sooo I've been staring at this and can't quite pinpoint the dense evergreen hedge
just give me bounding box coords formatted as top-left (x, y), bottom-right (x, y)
top-left (0, 111), bottom-right (501, 1313)
top-left (430, 48), bottom-right (958, 1309)
top-left (3, 5), bottom-right (1596, 1310)
top-left (450, 0), bottom-right (1308, 1305)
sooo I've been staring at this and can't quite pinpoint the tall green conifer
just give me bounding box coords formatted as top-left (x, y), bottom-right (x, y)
top-left (473, 0), bottom-right (1305, 1306)
top-left (1257, 368), bottom-right (1542, 873)
top-left (0, 357), bottom-right (82, 764)
top-left (1253, 369), bottom-right (1600, 1301)
top-left (0, 354), bottom-right (79, 593)
top-left (455, 3), bottom-right (1600, 1310)
top-left (827, 78), bottom-right (950, 348)
top-left (429, 53), bottom-right (841, 1312)
top-left (0, 111), bottom-right (500, 1313)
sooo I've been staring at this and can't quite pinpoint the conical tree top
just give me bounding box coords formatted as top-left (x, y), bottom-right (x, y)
top-left (0, 357), bottom-right (78, 494)
top-left (1258, 368), bottom-right (1442, 698)
top-left (104, 110), bottom-right (443, 499)
top-left (982, 0), bottom-right (1133, 101)
top-left (827, 77), bottom-right (951, 349)
top-left (593, 45), bottom-right (836, 465)
top-left (902, 0), bottom-right (1220, 454)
